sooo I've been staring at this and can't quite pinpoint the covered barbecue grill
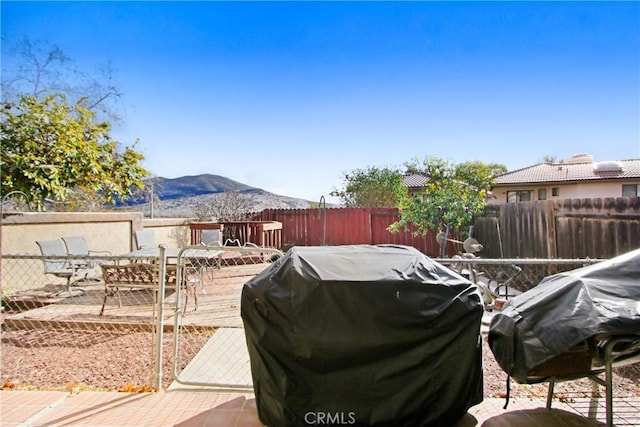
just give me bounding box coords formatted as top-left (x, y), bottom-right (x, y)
top-left (241, 245), bottom-right (484, 427)
top-left (489, 248), bottom-right (640, 425)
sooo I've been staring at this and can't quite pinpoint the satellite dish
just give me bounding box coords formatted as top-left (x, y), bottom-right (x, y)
top-left (436, 231), bottom-right (447, 246)
top-left (463, 237), bottom-right (483, 254)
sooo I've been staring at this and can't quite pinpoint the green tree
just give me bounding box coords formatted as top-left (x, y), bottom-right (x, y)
top-left (454, 160), bottom-right (507, 188)
top-left (0, 94), bottom-right (149, 210)
top-left (541, 155), bottom-right (564, 164)
top-left (330, 166), bottom-right (408, 207)
top-left (390, 157), bottom-right (503, 236)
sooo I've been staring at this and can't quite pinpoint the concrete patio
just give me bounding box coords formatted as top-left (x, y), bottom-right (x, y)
top-left (4, 388), bottom-right (640, 426)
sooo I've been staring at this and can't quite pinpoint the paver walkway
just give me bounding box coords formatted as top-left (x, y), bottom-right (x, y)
top-left (5, 390), bottom-right (640, 426)
top-left (169, 328), bottom-right (253, 391)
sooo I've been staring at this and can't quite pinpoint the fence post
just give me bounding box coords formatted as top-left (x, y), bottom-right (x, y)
top-left (152, 244), bottom-right (167, 390)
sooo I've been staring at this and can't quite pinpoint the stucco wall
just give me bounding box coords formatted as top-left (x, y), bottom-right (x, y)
top-left (490, 181), bottom-right (631, 204)
top-left (574, 182), bottom-right (627, 198)
top-left (1, 212), bottom-right (141, 255)
top-left (1, 212), bottom-right (192, 293)
top-left (142, 218), bottom-right (191, 248)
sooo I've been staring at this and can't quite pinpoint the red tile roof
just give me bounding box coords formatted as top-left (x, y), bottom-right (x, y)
top-left (403, 173), bottom-right (428, 189)
top-left (495, 159), bottom-right (640, 185)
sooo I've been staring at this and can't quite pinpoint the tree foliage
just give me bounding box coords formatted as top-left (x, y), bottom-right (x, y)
top-left (0, 94), bottom-right (149, 210)
top-left (390, 157), bottom-right (504, 236)
top-left (541, 155), bottom-right (564, 164)
top-left (330, 166), bottom-right (408, 208)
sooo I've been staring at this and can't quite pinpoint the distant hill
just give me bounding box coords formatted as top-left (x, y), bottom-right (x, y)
top-left (121, 174), bottom-right (312, 217)
top-left (148, 174), bottom-right (256, 200)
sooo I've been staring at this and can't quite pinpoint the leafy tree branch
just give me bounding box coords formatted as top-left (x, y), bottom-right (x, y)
top-left (330, 166), bottom-right (408, 208)
top-left (389, 157), bottom-right (505, 237)
top-left (1, 94), bottom-right (148, 210)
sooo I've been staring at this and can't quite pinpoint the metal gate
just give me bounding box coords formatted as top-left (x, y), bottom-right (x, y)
top-left (169, 244), bottom-right (283, 390)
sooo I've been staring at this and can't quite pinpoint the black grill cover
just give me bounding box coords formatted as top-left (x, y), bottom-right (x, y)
top-left (489, 248), bottom-right (640, 384)
top-left (241, 245), bottom-right (484, 426)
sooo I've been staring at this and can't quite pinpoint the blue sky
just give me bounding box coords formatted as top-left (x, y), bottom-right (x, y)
top-left (2, 1), bottom-right (639, 204)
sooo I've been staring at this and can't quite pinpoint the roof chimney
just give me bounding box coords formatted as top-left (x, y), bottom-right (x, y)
top-left (567, 153), bottom-right (594, 164)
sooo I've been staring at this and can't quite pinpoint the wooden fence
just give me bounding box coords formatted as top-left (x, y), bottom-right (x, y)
top-left (250, 207), bottom-right (446, 257)
top-left (473, 197), bottom-right (640, 259)
top-left (248, 197), bottom-right (639, 259)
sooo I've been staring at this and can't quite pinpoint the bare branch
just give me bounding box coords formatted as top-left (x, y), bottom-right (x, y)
top-left (2, 37), bottom-right (123, 122)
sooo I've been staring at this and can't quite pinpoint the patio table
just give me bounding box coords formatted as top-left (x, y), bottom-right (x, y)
top-left (121, 247), bottom-right (223, 263)
top-left (119, 246), bottom-right (224, 294)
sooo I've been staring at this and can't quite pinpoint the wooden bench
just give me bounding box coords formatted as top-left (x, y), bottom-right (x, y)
top-left (99, 263), bottom-right (198, 316)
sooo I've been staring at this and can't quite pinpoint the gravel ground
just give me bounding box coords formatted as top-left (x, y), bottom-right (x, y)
top-left (1, 329), bottom-right (210, 392)
top-left (480, 336), bottom-right (640, 399)
top-left (1, 329), bottom-right (638, 398)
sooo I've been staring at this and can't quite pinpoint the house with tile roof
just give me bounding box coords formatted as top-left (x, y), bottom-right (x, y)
top-left (402, 172), bottom-right (428, 197)
top-left (490, 153), bottom-right (640, 204)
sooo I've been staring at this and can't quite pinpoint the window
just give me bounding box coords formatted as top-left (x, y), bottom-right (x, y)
top-left (538, 188), bottom-right (547, 200)
top-left (552, 187), bottom-right (560, 197)
top-left (622, 184), bottom-right (640, 197)
top-left (507, 190), bottom-right (532, 203)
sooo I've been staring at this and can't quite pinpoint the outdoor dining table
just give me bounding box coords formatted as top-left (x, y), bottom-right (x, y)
top-left (121, 246), bottom-right (223, 264)
top-left (119, 246), bottom-right (224, 293)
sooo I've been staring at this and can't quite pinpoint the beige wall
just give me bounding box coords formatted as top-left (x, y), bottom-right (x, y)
top-left (490, 181), bottom-right (632, 204)
top-left (141, 218), bottom-right (191, 247)
top-left (1, 212), bottom-right (142, 255)
top-left (574, 182), bottom-right (627, 198)
top-left (1, 212), bottom-right (192, 293)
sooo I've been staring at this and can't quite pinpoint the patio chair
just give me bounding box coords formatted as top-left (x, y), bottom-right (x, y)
top-left (203, 231), bottom-right (261, 268)
top-left (62, 236), bottom-right (112, 288)
top-left (198, 229), bottom-right (224, 277)
top-left (62, 236), bottom-right (112, 269)
top-left (36, 239), bottom-right (96, 296)
top-left (201, 229), bottom-right (222, 246)
top-left (134, 229), bottom-right (156, 250)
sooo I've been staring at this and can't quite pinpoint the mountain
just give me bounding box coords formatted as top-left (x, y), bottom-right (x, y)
top-left (121, 174), bottom-right (312, 217)
top-left (148, 174), bottom-right (256, 200)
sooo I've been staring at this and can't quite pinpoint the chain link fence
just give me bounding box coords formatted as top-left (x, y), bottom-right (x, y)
top-left (2, 252), bottom-right (170, 392)
top-left (171, 246), bottom-right (283, 391)
top-left (434, 256), bottom-right (603, 299)
top-left (0, 245), bottom-right (282, 392)
top-left (0, 248), bottom-right (606, 393)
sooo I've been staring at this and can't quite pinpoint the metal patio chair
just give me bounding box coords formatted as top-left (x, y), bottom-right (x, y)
top-left (62, 236), bottom-right (112, 286)
top-left (36, 239), bottom-right (97, 296)
top-left (198, 229), bottom-right (224, 278)
top-left (201, 229), bottom-right (222, 246)
top-left (134, 229), bottom-right (156, 250)
top-left (62, 235), bottom-right (112, 269)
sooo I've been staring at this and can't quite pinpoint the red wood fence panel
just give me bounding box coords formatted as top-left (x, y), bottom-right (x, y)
top-left (369, 208), bottom-right (449, 256)
top-left (251, 207), bottom-right (448, 256)
top-left (255, 209), bottom-right (310, 248)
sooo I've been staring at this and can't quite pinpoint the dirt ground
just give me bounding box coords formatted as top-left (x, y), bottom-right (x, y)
top-left (480, 336), bottom-right (640, 399)
top-left (0, 329), bottom-right (210, 392)
top-left (1, 329), bottom-right (638, 399)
